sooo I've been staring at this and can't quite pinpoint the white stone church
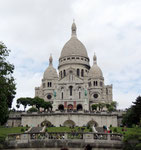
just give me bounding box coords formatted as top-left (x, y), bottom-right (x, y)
top-left (35, 21), bottom-right (113, 112)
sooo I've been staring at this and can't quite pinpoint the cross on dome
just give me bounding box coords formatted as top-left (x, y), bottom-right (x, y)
top-left (49, 54), bottom-right (53, 65)
top-left (93, 53), bottom-right (97, 64)
top-left (71, 20), bottom-right (77, 37)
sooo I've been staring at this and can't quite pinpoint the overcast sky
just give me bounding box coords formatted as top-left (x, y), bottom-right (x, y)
top-left (0, 0), bottom-right (141, 110)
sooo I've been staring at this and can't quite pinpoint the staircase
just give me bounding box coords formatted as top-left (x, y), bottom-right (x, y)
top-left (28, 127), bottom-right (44, 133)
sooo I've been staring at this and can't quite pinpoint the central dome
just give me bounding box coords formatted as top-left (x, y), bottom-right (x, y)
top-left (60, 22), bottom-right (88, 59)
top-left (60, 36), bottom-right (88, 58)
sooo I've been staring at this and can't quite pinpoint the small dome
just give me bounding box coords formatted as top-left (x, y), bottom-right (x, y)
top-left (88, 54), bottom-right (103, 78)
top-left (88, 64), bottom-right (103, 78)
top-left (60, 21), bottom-right (88, 59)
top-left (43, 55), bottom-right (58, 80)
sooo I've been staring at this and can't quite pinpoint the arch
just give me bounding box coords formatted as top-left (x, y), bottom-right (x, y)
top-left (81, 69), bottom-right (84, 77)
top-left (61, 92), bottom-right (63, 99)
top-left (77, 68), bottom-right (80, 77)
top-left (87, 120), bottom-right (98, 127)
top-left (79, 92), bottom-right (81, 99)
top-left (60, 71), bottom-right (62, 78)
top-left (69, 86), bottom-right (73, 96)
top-left (63, 70), bottom-right (66, 77)
top-left (77, 104), bottom-right (83, 111)
top-left (58, 104), bottom-right (64, 111)
top-left (67, 104), bottom-right (73, 110)
top-left (63, 120), bottom-right (75, 127)
top-left (41, 120), bottom-right (52, 127)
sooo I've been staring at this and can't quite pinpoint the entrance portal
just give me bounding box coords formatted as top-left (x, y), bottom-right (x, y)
top-left (77, 104), bottom-right (83, 111)
top-left (63, 120), bottom-right (75, 127)
top-left (58, 104), bottom-right (64, 111)
top-left (67, 104), bottom-right (73, 110)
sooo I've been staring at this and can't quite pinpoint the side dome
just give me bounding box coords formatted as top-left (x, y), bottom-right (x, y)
top-left (88, 54), bottom-right (103, 78)
top-left (43, 55), bottom-right (58, 80)
top-left (60, 21), bottom-right (88, 59)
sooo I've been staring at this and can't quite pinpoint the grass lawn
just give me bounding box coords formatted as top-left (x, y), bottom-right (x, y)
top-left (46, 126), bottom-right (91, 132)
top-left (0, 126), bottom-right (27, 139)
top-left (111, 127), bottom-right (141, 135)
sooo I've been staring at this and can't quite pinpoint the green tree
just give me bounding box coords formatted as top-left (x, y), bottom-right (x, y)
top-left (122, 96), bottom-right (141, 127)
top-left (17, 97), bottom-right (30, 111)
top-left (27, 107), bottom-right (38, 112)
top-left (91, 104), bottom-right (98, 111)
top-left (42, 101), bottom-right (52, 111)
top-left (97, 103), bottom-right (105, 111)
top-left (106, 101), bottom-right (117, 112)
top-left (32, 97), bottom-right (44, 111)
top-left (0, 42), bottom-right (16, 125)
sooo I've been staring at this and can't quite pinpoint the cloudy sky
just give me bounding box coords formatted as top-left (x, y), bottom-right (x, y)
top-left (0, 0), bottom-right (141, 110)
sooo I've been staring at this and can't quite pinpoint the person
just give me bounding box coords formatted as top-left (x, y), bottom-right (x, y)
top-left (85, 144), bottom-right (92, 150)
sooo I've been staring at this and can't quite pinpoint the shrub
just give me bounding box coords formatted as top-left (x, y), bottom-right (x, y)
top-left (113, 128), bottom-right (117, 133)
top-left (27, 107), bottom-right (38, 112)
top-left (21, 128), bottom-right (25, 132)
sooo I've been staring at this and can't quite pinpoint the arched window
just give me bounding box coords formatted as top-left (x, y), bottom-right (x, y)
top-left (81, 69), bottom-right (84, 77)
top-left (89, 82), bottom-right (91, 87)
top-left (93, 81), bottom-right (98, 86)
top-left (63, 70), bottom-right (66, 77)
top-left (60, 71), bottom-right (62, 78)
top-left (69, 86), bottom-right (73, 96)
top-left (61, 92), bottom-right (63, 99)
top-left (48, 82), bottom-right (50, 87)
top-left (77, 69), bottom-right (80, 77)
top-left (93, 81), bottom-right (95, 86)
top-left (79, 92), bottom-right (81, 99)
top-left (50, 82), bottom-right (52, 87)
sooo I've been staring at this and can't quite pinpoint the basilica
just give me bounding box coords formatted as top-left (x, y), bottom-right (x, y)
top-left (35, 21), bottom-right (113, 112)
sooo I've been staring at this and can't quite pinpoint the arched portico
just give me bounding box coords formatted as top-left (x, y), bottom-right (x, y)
top-left (77, 104), bottom-right (83, 111)
top-left (67, 104), bottom-right (73, 110)
top-left (87, 120), bottom-right (98, 127)
top-left (58, 104), bottom-right (64, 111)
top-left (41, 120), bottom-right (52, 127)
top-left (63, 120), bottom-right (75, 127)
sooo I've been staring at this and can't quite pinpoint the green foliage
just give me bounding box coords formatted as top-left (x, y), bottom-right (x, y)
top-left (20, 128), bottom-right (25, 132)
top-left (89, 128), bottom-right (93, 132)
top-left (122, 96), bottom-right (141, 127)
top-left (110, 127), bottom-right (141, 150)
top-left (46, 126), bottom-right (90, 133)
top-left (97, 103), bottom-right (105, 111)
top-left (27, 107), bottom-right (38, 112)
top-left (41, 101), bottom-right (52, 111)
top-left (0, 42), bottom-right (16, 125)
top-left (113, 127), bottom-right (117, 133)
top-left (0, 126), bottom-right (27, 139)
top-left (106, 101), bottom-right (117, 112)
top-left (17, 97), bottom-right (32, 111)
top-left (91, 104), bottom-right (98, 111)
top-left (17, 96), bottom-right (52, 112)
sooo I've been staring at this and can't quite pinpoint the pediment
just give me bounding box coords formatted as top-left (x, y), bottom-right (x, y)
top-left (59, 74), bottom-right (84, 84)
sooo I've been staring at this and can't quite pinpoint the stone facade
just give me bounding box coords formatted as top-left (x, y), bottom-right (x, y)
top-left (35, 21), bottom-right (113, 112)
top-left (21, 113), bottom-right (117, 127)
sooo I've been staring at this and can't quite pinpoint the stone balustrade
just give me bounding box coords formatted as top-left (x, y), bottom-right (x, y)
top-left (7, 132), bottom-right (122, 141)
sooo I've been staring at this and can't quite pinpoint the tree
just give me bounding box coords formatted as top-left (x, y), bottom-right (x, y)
top-left (91, 104), bottom-right (98, 111)
top-left (122, 96), bottom-right (141, 127)
top-left (27, 107), bottom-right (38, 112)
top-left (97, 103), bottom-right (105, 111)
top-left (42, 101), bottom-right (52, 111)
top-left (17, 97), bottom-right (31, 111)
top-left (0, 42), bottom-right (16, 125)
top-left (32, 97), bottom-right (44, 111)
top-left (106, 101), bottom-right (117, 112)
